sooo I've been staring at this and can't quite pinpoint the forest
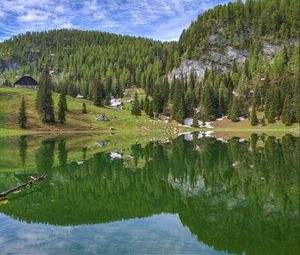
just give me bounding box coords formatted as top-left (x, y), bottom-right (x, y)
top-left (0, 0), bottom-right (299, 126)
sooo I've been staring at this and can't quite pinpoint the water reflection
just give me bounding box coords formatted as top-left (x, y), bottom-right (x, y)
top-left (0, 134), bottom-right (299, 255)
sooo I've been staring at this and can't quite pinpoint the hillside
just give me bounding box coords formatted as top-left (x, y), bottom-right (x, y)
top-left (0, 87), bottom-right (185, 136)
top-left (0, 30), bottom-right (178, 97)
top-left (179, 0), bottom-right (299, 59)
top-left (172, 0), bottom-right (300, 126)
top-left (0, 0), bottom-right (299, 130)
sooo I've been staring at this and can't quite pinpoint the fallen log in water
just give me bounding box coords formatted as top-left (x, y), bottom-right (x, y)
top-left (0, 173), bottom-right (47, 200)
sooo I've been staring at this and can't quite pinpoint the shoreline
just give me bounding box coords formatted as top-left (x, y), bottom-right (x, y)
top-left (0, 126), bottom-right (298, 138)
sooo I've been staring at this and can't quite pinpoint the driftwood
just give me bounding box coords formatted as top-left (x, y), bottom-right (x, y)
top-left (0, 173), bottom-right (47, 200)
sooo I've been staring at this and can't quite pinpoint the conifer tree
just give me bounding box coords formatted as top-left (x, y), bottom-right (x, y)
top-left (185, 89), bottom-right (195, 117)
top-left (58, 94), bottom-right (66, 124)
top-left (148, 101), bottom-right (154, 118)
top-left (82, 102), bottom-right (87, 114)
top-left (172, 78), bottom-right (185, 123)
top-left (144, 97), bottom-right (149, 115)
top-left (44, 90), bottom-right (55, 123)
top-left (93, 79), bottom-right (104, 107)
top-left (273, 88), bottom-right (281, 120)
top-left (19, 96), bottom-right (27, 129)
top-left (61, 94), bottom-right (68, 111)
top-left (131, 92), bottom-right (141, 117)
top-left (192, 110), bottom-right (199, 128)
top-left (265, 88), bottom-right (275, 123)
top-left (230, 97), bottom-right (239, 122)
top-left (266, 104), bottom-right (276, 123)
top-left (60, 94), bottom-right (67, 112)
top-left (140, 98), bottom-right (144, 110)
top-left (250, 104), bottom-right (258, 126)
top-left (282, 94), bottom-right (293, 126)
top-left (36, 64), bottom-right (55, 123)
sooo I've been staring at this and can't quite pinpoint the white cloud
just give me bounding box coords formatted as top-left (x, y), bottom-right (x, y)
top-left (18, 9), bottom-right (50, 23)
top-left (0, 0), bottom-right (231, 41)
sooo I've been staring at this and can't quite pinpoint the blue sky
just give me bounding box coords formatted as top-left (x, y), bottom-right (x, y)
top-left (0, 0), bottom-right (231, 42)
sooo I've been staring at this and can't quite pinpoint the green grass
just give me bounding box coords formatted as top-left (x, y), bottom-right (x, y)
top-left (0, 87), bottom-right (298, 138)
top-left (0, 87), bottom-right (188, 136)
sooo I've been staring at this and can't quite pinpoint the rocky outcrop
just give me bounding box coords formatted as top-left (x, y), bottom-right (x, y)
top-left (171, 36), bottom-right (297, 80)
top-left (170, 46), bottom-right (248, 80)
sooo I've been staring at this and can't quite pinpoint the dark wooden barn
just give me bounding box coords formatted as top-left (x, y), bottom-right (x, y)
top-left (14, 75), bottom-right (38, 89)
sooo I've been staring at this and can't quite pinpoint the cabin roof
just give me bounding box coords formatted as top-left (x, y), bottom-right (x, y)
top-left (14, 75), bottom-right (38, 86)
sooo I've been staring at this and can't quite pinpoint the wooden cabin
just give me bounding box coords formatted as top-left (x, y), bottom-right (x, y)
top-left (14, 75), bottom-right (38, 89)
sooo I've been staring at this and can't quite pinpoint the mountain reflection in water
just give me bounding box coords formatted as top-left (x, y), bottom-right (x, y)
top-left (0, 134), bottom-right (299, 255)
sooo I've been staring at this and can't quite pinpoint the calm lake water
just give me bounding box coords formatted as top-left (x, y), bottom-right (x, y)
top-left (0, 133), bottom-right (299, 255)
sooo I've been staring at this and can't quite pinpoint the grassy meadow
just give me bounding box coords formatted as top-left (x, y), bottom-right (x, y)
top-left (0, 86), bottom-right (298, 138)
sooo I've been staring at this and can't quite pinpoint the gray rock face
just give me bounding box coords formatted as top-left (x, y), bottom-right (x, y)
top-left (225, 46), bottom-right (248, 65)
top-left (170, 46), bottom-right (248, 80)
top-left (169, 38), bottom-right (294, 80)
top-left (169, 60), bottom-right (211, 80)
top-left (261, 42), bottom-right (282, 57)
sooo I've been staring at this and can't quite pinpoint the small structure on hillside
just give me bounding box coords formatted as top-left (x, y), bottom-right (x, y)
top-left (96, 141), bottom-right (110, 147)
top-left (96, 115), bottom-right (110, 122)
top-left (110, 98), bottom-right (125, 110)
top-left (14, 75), bottom-right (38, 89)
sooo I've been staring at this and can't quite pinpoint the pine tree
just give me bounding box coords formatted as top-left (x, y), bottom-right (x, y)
top-left (282, 94), bottom-right (293, 126)
top-left (19, 97), bottom-right (27, 129)
top-left (144, 97), bottom-right (149, 115)
top-left (172, 78), bottom-right (185, 123)
top-left (82, 102), bottom-right (87, 114)
top-left (93, 79), bottom-right (104, 107)
top-left (61, 94), bottom-right (68, 111)
top-left (60, 94), bottom-right (68, 112)
top-left (184, 89), bottom-right (195, 117)
top-left (265, 88), bottom-right (275, 124)
top-left (250, 104), bottom-right (258, 126)
top-left (266, 103), bottom-right (276, 123)
top-left (148, 101), bottom-right (154, 118)
top-left (58, 94), bottom-right (66, 124)
top-left (192, 110), bottom-right (199, 128)
top-left (36, 64), bottom-right (55, 123)
top-left (230, 97), bottom-right (239, 122)
top-left (131, 92), bottom-right (141, 117)
top-left (273, 88), bottom-right (281, 120)
top-left (140, 98), bottom-right (144, 110)
top-left (44, 90), bottom-right (55, 123)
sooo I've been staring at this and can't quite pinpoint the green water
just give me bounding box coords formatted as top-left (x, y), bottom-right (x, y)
top-left (0, 134), bottom-right (299, 255)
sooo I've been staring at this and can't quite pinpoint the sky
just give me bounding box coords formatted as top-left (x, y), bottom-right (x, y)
top-left (0, 0), bottom-right (231, 42)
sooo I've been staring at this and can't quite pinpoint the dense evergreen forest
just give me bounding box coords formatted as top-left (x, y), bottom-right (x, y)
top-left (0, 0), bottom-right (299, 125)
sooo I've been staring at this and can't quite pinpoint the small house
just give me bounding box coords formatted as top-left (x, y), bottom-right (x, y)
top-left (14, 75), bottom-right (38, 89)
top-left (96, 141), bottom-right (110, 147)
top-left (96, 115), bottom-right (110, 122)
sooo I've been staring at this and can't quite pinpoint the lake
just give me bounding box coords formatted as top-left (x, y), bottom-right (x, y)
top-left (0, 133), bottom-right (299, 255)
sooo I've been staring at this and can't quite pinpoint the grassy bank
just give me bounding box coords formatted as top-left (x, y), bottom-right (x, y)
top-left (0, 87), bottom-right (298, 137)
top-left (0, 87), bottom-right (189, 137)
